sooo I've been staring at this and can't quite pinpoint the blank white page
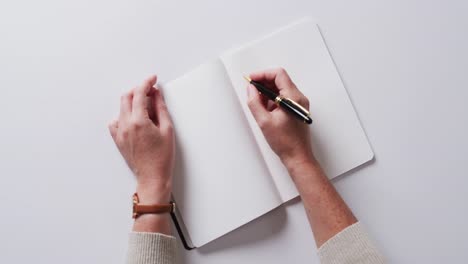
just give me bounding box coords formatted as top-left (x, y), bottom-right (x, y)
top-left (221, 18), bottom-right (374, 202)
top-left (162, 60), bottom-right (282, 247)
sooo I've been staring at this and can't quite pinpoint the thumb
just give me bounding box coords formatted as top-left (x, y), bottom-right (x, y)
top-left (247, 84), bottom-right (269, 126)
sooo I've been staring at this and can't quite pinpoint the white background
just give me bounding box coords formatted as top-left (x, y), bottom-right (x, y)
top-left (1, 0), bottom-right (467, 263)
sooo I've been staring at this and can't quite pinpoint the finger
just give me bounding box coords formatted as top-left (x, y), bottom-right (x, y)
top-left (259, 91), bottom-right (269, 108)
top-left (147, 90), bottom-right (156, 123)
top-left (133, 75), bottom-right (157, 118)
top-left (147, 87), bottom-right (159, 125)
top-left (247, 84), bottom-right (269, 126)
top-left (250, 68), bottom-right (296, 93)
top-left (153, 87), bottom-right (173, 130)
top-left (119, 91), bottom-right (133, 120)
top-left (266, 100), bottom-right (277, 111)
top-left (108, 119), bottom-right (118, 139)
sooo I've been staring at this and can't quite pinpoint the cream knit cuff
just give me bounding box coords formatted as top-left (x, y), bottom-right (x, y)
top-left (127, 232), bottom-right (176, 264)
top-left (318, 222), bottom-right (385, 264)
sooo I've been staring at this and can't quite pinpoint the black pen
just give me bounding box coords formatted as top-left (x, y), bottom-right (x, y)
top-left (244, 76), bottom-right (313, 125)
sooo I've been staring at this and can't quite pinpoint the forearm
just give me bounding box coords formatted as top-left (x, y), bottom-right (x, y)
top-left (285, 158), bottom-right (357, 247)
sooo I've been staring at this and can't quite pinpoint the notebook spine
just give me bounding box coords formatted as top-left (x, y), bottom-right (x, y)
top-left (170, 206), bottom-right (196, 250)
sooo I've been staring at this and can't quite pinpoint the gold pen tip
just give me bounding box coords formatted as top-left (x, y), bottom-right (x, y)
top-left (243, 75), bottom-right (252, 82)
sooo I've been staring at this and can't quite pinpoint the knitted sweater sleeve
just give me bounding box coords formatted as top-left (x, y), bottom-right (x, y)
top-left (318, 222), bottom-right (385, 264)
top-left (126, 221), bottom-right (384, 264)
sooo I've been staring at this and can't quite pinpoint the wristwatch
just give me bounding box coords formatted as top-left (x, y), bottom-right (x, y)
top-left (132, 193), bottom-right (175, 219)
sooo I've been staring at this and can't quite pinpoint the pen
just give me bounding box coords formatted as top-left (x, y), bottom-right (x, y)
top-left (244, 76), bottom-right (313, 125)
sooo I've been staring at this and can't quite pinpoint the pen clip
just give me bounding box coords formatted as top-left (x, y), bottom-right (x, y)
top-left (284, 97), bottom-right (311, 116)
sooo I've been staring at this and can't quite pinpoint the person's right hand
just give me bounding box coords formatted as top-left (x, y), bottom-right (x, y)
top-left (247, 68), bottom-right (316, 168)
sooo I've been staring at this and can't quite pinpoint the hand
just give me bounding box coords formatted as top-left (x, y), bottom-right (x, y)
top-left (108, 75), bottom-right (175, 204)
top-left (249, 69), bottom-right (360, 249)
top-left (247, 68), bottom-right (316, 169)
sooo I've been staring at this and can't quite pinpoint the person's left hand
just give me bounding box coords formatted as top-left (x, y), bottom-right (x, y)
top-left (108, 75), bottom-right (175, 204)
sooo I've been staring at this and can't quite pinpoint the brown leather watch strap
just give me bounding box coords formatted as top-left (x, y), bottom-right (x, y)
top-left (132, 193), bottom-right (175, 219)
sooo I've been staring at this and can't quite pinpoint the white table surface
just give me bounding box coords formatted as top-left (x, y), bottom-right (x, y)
top-left (1, 0), bottom-right (467, 263)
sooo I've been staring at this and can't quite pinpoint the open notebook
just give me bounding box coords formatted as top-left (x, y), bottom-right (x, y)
top-left (162, 18), bottom-right (373, 248)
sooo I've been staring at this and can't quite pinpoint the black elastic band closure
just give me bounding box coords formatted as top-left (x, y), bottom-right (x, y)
top-left (170, 210), bottom-right (196, 250)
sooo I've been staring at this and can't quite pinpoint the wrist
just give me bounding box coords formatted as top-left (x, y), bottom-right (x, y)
top-left (281, 152), bottom-right (318, 171)
top-left (133, 214), bottom-right (172, 234)
top-left (132, 182), bottom-right (173, 235)
top-left (136, 181), bottom-right (172, 204)
top-left (282, 154), bottom-right (326, 182)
